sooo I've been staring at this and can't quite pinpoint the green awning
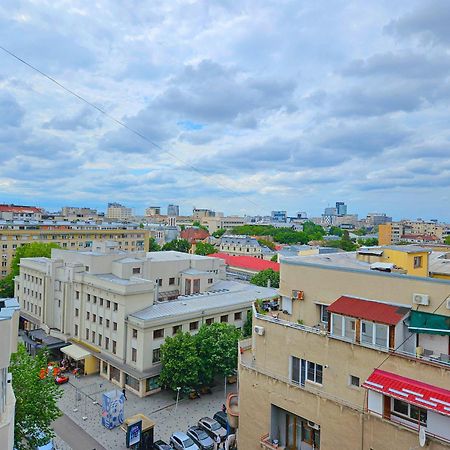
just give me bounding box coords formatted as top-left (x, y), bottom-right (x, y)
top-left (408, 310), bottom-right (450, 335)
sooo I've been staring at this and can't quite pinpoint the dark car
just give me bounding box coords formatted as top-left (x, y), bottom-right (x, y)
top-left (187, 426), bottom-right (214, 450)
top-left (213, 411), bottom-right (229, 431)
top-left (153, 440), bottom-right (172, 450)
top-left (198, 417), bottom-right (227, 442)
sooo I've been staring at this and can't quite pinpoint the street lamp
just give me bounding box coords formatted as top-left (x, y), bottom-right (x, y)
top-left (175, 386), bottom-right (181, 413)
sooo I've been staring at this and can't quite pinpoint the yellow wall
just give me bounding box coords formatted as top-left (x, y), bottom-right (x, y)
top-left (430, 273), bottom-right (450, 280)
top-left (383, 248), bottom-right (429, 277)
top-left (84, 355), bottom-right (100, 375)
top-left (378, 224), bottom-right (392, 245)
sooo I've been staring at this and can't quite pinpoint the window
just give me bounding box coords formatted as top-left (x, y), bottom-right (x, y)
top-left (87, 294), bottom-right (90, 302)
top-left (153, 329), bottom-right (164, 339)
top-left (132, 267), bottom-right (141, 274)
top-left (75, 290), bottom-right (80, 300)
top-left (307, 361), bottom-right (323, 384)
top-left (93, 296), bottom-right (97, 304)
top-left (92, 314), bottom-right (96, 323)
top-left (132, 329), bottom-right (138, 339)
top-left (189, 321), bottom-right (199, 331)
top-left (152, 348), bottom-right (161, 363)
top-left (234, 312), bottom-right (242, 321)
top-left (349, 375), bottom-right (360, 387)
top-left (169, 277), bottom-right (175, 285)
top-left (113, 302), bottom-right (118, 311)
top-left (100, 298), bottom-right (103, 306)
top-left (107, 300), bottom-right (111, 308)
top-left (414, 256), bottom-right (423, 268)
top-left (86, 329), bottom-right (89, 340)
top-left (92, 331), bottom-right (96, 343)
top-left (319, 304), bottom-right (329, 323)
top-left (208, 278), bottom-right (213, 284)
top-left (131, 348), bottom-right (137, 362)
top-left (74, 324), bottom-right (78, 336)
top-left (98, 334), bottom-right (102, 346)
top-left (112, 340), bottom-right (117, 354)
top-left (106, 319), bottom-right (110, 328)
top-left (157, 278), bottom-right (162, 287)
top-left (105, 337), bottom-right (109, 350)
top-left (113, 322), bottom-right (118, 331)
top-left (86, 311), bottom-right (90, 320)
top-left (361, 320), bottom-right (388, 349)
top-left (173, 325), bottom-right (182, 335)
top-left (75, 308), bottom-right (79, 317)
top-left (392, 399), bottom-right (427, 425)
top-left (99, 316), bottom-right (103, 325)
top-left (290, 357), bottom-right (323, 386)
top-left (220, 315), bottom-right (228, 323)
top-left (206, 318), bottom-right (214, 325)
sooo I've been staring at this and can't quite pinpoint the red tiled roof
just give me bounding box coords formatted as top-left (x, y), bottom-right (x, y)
top-left (363, 369), bottom-right (450, 417)
top-left (401, 234), bottom-right (439, 242)
top-left (0, 204), bottom-right (42, 213)
top-left (327, 296), bottom-right (410, 325)
top-left (180, 227), bottom-right (209, 243)
top-left (209, 253), bottom-right (280, 273)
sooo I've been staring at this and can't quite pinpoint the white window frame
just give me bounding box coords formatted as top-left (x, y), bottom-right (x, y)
top-left (360, 320), bottom-right (389, 350)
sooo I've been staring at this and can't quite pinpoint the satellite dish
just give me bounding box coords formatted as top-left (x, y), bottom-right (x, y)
top-left (419, 427), bottom-right (427, 447)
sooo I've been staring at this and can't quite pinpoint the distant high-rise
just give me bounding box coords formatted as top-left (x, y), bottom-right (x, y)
top-left (271, 211), bottom-right (287, 222)
top-left (335, 202), bottom-right (347, 216)
top-left (167, 204), bottom-right (180, 216)
top-left (106, 202), bottom-right (132, 220)
top-left (145, 206), bottom-right (161, 216)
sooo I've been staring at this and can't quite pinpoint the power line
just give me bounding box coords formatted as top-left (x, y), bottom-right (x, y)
top-left (0, 45), bottom-right (261, 208)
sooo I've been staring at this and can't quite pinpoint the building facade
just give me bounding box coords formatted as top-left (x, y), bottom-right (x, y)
top-left (167, 205), bottom-right (180, 216)
top-left (15, 245), bottom-right (275, 397)
top-left (0, 204), bottom-right (43, 221)
top-left (220, 235), bottom-right (264, 259)
top-left (106, 203), bottom-right (133, 220)
top-left (379, 221), bottom-right (448, 246)
top-left (0, 225), bottom-right (149, 279)
top-left (238, 251), bottom-right (450, 449)
top-left (60, 207), bottom-right (99, 219)
top-left (145, 206), bottom-right (161, 216)
top-left (0, 298), bottom-right (20, 450)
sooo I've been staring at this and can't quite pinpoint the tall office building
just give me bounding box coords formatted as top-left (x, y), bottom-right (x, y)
top-left (167, 204), bottom-right (179, 216)
top-left (335, 202), bottom-right (347, 216)
top-left (271, 211), bottom-right (287, 222)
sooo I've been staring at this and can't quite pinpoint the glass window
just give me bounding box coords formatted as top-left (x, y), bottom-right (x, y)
top-left (189, 321), bottom-right (198, 331)
top-left (125, 373), bottom-right (139, 391)
top-left (234, 312), bottom-right (242, 321)
top-left (393, 399), bottom-right (409, 416)
top-left (169, 277), bottom-right (175, 285)
top-left (291, 356), bottom-right (300, 384)
top-left (153, 329), bottom-right (164, 339)
top-left (344, 317), bottom-right (355, 340)
top-left (173, 325), bottom-right (181, 335)
top-left (220, 315), bottom-right (228, 323)
top-left (320, 305), bottom-right (329, 323)
top-left (152, 348), bottom-right (161, 363)
top-left (146, 376), bottom-right (160, 392)
top-left (361, 321), bottom-right (373, 345)
top-left (375, 324), bottom-right (388, 348)
top-left (331, 314), bottom-right (342, 336)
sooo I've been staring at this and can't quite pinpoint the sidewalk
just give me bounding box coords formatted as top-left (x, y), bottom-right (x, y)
top-left (58, 374), bottom-right (236, 449)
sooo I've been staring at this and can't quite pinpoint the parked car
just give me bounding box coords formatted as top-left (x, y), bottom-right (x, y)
top-left (153, 440), bottom-right (172, 450)
top-left (170, 431), bottom-right (200, 450)
top-left (213, 411), bottom-right (229, 431)
top-left (198, 417), bottom-right (227, 442)
top-left (54, 374), bottom-right (69, 385)
top-left (187, 426), bottom-right (214, 450)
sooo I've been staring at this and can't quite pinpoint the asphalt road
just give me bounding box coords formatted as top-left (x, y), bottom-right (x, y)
top-left (53, 414), bottom-right (107, 450)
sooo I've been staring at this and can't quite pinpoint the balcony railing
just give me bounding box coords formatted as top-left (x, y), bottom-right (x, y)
top-left (254, 306), bottom-right (450, 370)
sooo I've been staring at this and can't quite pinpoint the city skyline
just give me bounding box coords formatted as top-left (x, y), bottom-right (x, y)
top-left (1, 1), bottom-right (450, 220)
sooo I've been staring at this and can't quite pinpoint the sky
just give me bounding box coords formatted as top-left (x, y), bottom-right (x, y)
top-left (1, 1), bottom-right (450, 220)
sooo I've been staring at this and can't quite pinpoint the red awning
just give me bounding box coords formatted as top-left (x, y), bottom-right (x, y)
top-left (209, 253), bottom-right (280, 272)
top-left (327, 296), bottom-right (410, 325)
top-left (363, 369), bottom-right (450, 417)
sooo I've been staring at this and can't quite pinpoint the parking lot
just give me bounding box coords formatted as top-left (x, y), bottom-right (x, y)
top-left (57, 374), bottom-right (236, 449)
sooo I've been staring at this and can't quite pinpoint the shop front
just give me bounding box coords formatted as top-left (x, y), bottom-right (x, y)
top-left (61, 343), bottom-right (99, 375)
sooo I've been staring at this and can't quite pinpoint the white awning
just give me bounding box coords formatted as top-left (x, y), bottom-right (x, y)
top-left (61, 344), bottom-right (91, 361)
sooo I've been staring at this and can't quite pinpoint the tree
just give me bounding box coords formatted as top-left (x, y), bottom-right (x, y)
top-left (445, 236), bottom-right (450, 245)
top-left (0, 242), bottom-right (60, 298)
top-left (192, 221), bottom-right (209, 232)
top-left (159, 332), bottom-right (201, 393)
top-left (270, 254), bottom-right (278, 262)
top-left (250, 269), bottom-right (280, 288)
top-left (329, 226), bottom-right (343, 237)
top-left (195, 323), bottom-right (242, 386)
top-left (358, 238), bottom-right (378, 247)
top-left (257, 238), bottom-right (276, 250)
top-left (242, 310), bottom-right (253, 337)
top-left (148, 237), bottom-right (161, 252)
top-left (161, 239), bottom-right (190, 253)
top-left (194, 242), bottom-right (217, 256)
top-left (10, 344), bottom-right (62, 450)
top-left (212, 228), bottom-right (226, 238)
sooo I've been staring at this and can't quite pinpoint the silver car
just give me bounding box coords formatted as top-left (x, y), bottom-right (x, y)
top-left (170, 431), bottom-right (200, 450)
top-left (198, 417), bottom-right (227, 442)
top-left (187, 426), bottom-right (214, 450)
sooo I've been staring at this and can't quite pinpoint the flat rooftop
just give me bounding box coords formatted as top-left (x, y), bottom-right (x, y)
top-left (130, 281), bottom-right (277, 323)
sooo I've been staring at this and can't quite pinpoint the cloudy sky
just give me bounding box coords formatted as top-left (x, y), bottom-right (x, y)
top-left (1, 1), bottom-right (450, 220)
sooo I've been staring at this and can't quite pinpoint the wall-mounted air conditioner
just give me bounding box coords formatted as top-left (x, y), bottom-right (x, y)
top-left (412, 293), bottom-right (429, 306)
top-left (254, 326), bottom-right (265, 336)
top-left (307, 421), bottom-right (320, 430)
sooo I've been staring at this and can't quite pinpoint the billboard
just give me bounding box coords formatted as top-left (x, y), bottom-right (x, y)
top-left (126, 419), bottom-right (142, 448)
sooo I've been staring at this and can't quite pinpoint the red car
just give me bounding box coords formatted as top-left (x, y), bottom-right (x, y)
top-left (54, 375), bottom-right (69, 384)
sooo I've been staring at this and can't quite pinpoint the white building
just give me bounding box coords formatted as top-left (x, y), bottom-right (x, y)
top-left (15, 243), bottom-right (276, 397)
top-left (220, 235), bottom-right (264, 258)
top-left (0, 298), bottom-right (20, 450)
top-left (106, 203), bottom-right (133, 220)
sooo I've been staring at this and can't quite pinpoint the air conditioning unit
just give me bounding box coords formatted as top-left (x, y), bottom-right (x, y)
top-left (254, 326), bottom-right (265, 336)
top-left (307, 421), bottom-right (320, 430)
top-left (292, 290), bottom-right (304, 300)
top-left (413, 293), bottom-right (429, 306)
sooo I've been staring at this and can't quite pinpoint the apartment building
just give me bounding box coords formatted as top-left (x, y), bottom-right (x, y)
top-left (220, 235), bottom-right (265, 259)
top-left (60, 207), bottom-right (99, 219)
top-left (106, 203), bottom-right (133, 220)
top-left (15, 244), bottom-right (275, 397)
top-left (238, 250), bottom-right (450, 449)
top-left (0, 298), bottom-right (20, 450)
top-left (201, 216), bottom-right (246, 233)
top-left (0, 204), bottom-right (43, 221)
top-left (379, 221), bottom-right (449, 245)
top-left (0, 223), bottom-right (148, 279)
top-left (145, 206), bottom-right (161, 216)
top-left (192, 208), bottom-right (215, 220)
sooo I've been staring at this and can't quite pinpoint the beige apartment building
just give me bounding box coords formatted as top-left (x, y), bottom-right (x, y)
top-left (220, 235), bottom-right (265, 258)
top-left (238, 250), bottom-right (450, 450)
top-left (16, 243), bottom-right (277, 397)
top-left (201, 216), bottom-right (246, 233)
top-left (106, 203), bottom-right (133, 220)
top-left (0, 298), bottom-right (20, 450)
top-left (379, 220), bottom-right (450, 245)
top-left (0, 226), bottom-right (149, 279)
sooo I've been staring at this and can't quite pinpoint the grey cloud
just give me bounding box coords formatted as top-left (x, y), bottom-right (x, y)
top-left (385, 1), bottom-right (450, 45)
top-left (0, 93), bottom-right (24, 127)
top-left (43, 107), bottom-right (101, 131)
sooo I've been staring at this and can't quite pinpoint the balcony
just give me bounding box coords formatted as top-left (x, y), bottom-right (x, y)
top-left (260, 433), bottom-right (285, 450)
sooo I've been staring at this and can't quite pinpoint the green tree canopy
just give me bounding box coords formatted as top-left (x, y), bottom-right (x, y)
top-left (148, 237), bottom-right (161, 252)
top-left (195, 323), bottom-right (242, 385)
top-left (323, 231), bottom-right (358, 251)
top-left (242, 310), bottom-right (253, 338)
top-left (159, 332), bottom-right (201, 392)
top-left (270, 254), bottom-right (278, 262)
top-left (0, 242), bottom-right (61, 298)
top-left (194, 242), bottom-right (217, 256)
top-left (445, 236), bottom-right (450, 245)
top-left (257, 238), bottom-right (276, 250)
top-left (192, 221), bottom-right (209, 232)
top-left (161, 239), bottom-right (190, 253)
top-left (10, 344), bottom-right (62, 450)
top-left (358, 237), bottom-right (379, 247)
top-left (212, 228), bottom-right (226, 238)
top-left (250, 268), bottom-right (280, 288)
top-left (328, 226), bottom-right (343, 237)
